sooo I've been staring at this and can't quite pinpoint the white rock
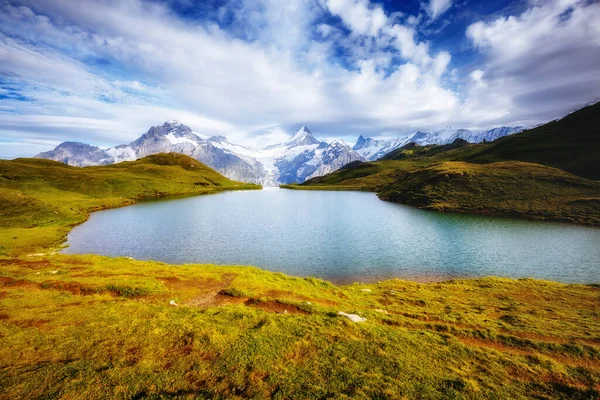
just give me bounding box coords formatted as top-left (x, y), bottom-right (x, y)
top-left (338, 311), bottom-right (366, 323)
top-left (169, 300), bottom-right (179, 307)
top-left (359, 289), bottom-right (372, 293)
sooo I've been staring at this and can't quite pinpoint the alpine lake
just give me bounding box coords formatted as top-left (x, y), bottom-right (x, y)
top-left (63, 188), bottom-right (600, 284)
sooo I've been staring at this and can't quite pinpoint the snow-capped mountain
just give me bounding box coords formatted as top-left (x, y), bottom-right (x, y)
top-left (36, 142), bottom-right (116, 167)
top-left (460, 126), bottom-right (526, 142)
top-left (35, 123), bottom-right (362, 186)
top-left (353, 135), bottom-right (410, 161)
top-left (353, 126), bottom-right (525, 161)
top-left (35, 121), bottom-right (525, 184)
top-left (255, 126), bottom-right (362, 184)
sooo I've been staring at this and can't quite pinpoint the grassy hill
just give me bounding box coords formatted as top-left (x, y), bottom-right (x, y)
top-left (378, 161), bottom-right (600, 225)
top-left (290, 104), bottom-right (600, 225)
top-left (464, 102), bottom-right (600, 180)
top-left (0, 153), bottom-right (260, 256)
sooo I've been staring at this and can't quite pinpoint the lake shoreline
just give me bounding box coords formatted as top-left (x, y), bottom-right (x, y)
top-left (280, 183), bottom-right (600, 227)
top-left (63, 188), bottom-right (600, 285)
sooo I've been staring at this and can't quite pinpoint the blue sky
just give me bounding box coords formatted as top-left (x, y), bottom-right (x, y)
top-left (0, 0), bottom-right (599, 157)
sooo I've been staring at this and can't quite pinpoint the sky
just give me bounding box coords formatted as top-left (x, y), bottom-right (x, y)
top-left (0, 0), bottom-right (599, 158)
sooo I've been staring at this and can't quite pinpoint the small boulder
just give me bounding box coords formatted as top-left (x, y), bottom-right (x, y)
top-left (338, 311), bottom-right (366, 323)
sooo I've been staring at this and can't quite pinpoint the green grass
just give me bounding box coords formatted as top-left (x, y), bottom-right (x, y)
top-left (292, 104), bottom-right (600, 225)
top-left (0, 153), bottom-right (260, 256)
top-left (1, 254), bottom-right (599, 399)
top-left (378, 161), bottom-right (600, 225)
top-left (1, 151), bottom-right (600, 398)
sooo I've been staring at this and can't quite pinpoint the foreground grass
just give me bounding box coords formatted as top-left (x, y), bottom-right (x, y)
top-left (1, 254), bottom-right (599, 399)
top-left (0, 154), bottom-right (260, 256)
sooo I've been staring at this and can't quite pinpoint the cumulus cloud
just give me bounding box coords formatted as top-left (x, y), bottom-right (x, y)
top-left (0, 0), bottom-right (458, 154)
top-left (322, 0), bottom-right (387, 36)
top-left (465, 0), bottom-right (600, 125)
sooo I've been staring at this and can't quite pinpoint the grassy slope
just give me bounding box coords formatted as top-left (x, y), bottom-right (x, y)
top-left (378, 161), bottom-right (600, 225)
top-left (1, 255), bottom-right (599, 399)
top-left (0, 154), bottom-right (260, 256)
top-left (291, 104), bottom-right (600, 225)
top-left (464, 102), bottom-right (600, 180)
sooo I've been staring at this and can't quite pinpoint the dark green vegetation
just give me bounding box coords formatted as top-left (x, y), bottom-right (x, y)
top-left (0, 153), bottom-right (260, 256)
top-left (464, 103), bottom-right (600, 180)
top-left (1, 255), bottom-right (599, 399)
top-left (290, 103), bottom-right (600, 225)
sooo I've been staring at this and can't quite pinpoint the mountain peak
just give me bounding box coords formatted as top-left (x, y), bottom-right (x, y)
top-left (353, 135), bottom-right (373, 150)
top-left (164, 119), bottom-right (182, 127)
top-left (285, 126), bottom-right (319, 147)
top-left (289, 126), bottom-right (311, 139)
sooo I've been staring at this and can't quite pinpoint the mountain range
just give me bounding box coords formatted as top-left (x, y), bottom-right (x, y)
top-left (35, 122), bottom-right (524, 185)
top-left (353, 126), bottom-right (525, 161)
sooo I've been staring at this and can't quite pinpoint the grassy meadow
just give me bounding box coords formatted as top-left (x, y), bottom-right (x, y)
top-left (1, 153), bottom-right (599, 398)
top-left (1, 255), bottom-right (599, 399)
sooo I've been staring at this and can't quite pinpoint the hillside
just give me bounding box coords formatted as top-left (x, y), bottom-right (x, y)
top-left (464, 102), bottom-right (600, 180)
top-left (378, 161), bottom-right (600, 225)
top-left (0, 153), bottom-right (260, 256)
top-left (290, 104), bottom-right (600, 225)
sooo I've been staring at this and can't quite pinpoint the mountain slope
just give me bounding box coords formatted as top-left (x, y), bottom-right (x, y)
top-left (352, 126), bottom-right (524, 161)
top-left (36, 121), bottom-right (269, 185)
top-left (36, 124), bottom-right (364, 185)
top-left (464, 102), bottom-right (600, 179)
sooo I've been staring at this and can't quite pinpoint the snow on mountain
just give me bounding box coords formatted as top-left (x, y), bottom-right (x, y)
top-left (353, 135), bottom-right (410, 161)
top-left (35, 142), bottom-right (111, 167)
top-left (353, 126), bottom-right (526, 161)
top-left (35, 121), bottom-right (526, 185)
top-left (305, 140), bottom-right (363, 180)
top-left (36, 123), bottom-right (363, 186)
top-left (463, 126), bottom-right (526, 142)
top-left (284, 126), bottom-right (321, 147)
top-left (259, 127), bottom-right (362, 184)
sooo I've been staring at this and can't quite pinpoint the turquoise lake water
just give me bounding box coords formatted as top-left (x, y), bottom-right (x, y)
top-left (63, 188), bottom-right (600, 284)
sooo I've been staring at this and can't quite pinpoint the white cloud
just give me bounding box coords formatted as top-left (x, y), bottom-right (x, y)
top-left (323, 0), bottom-right (387, 36)
top-left (0, 0), bottom-right (598, 158)
top-left (470, 69), bottom-right (484, 82)
top-left (464, 0), bottom-right (600, 126)
top-left (423, 0), bottom-right (452, 21)
top-left (0, 0), bottom-right (459, 155)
